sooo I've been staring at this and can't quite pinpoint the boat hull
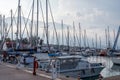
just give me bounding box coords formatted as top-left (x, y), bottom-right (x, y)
top-left (60, 67), bottom-right (104, 78)
top-left (112, 58), bottom-right (120, 65)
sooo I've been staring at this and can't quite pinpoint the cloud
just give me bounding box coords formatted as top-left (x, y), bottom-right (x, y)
top-left (54, 0), bottom-right (108, 27)
top-left (76, 8), bottom-right (108, 22)
top-left (1, 0), bottom-right (120, 48)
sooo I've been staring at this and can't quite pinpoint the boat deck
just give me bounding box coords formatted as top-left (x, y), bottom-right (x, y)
top-left (0, 62), bottom-right (75, 80)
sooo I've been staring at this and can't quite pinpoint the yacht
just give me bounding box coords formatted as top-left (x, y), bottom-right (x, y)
top-left (41, 55), bottom-right (104, 78)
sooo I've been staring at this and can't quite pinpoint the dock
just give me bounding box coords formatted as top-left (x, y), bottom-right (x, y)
top-left (1, 62), bottom-right (120, 80)
top-left (103, 75), bottom-right (120, 80)
top-left (0, 62), bottom-right (75, 80)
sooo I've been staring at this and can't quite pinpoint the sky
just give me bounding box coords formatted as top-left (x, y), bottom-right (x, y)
top-left (0, 0), bottom-right (119, 26)
top-left (0, 0), bottom-right (120, 48)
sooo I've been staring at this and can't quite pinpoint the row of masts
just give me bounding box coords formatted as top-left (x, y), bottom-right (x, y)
top-left (50, 21), bottom-right (117, 50)
top-left (0, 0), bottom-right (118, 51)
top-left (0, 17), bottom-right (117, 49)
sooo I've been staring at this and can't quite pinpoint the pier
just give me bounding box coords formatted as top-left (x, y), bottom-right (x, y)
top-left (0, 62), bottom-right (75, 80)
top-left (103, 75), bottom-right (120, 80)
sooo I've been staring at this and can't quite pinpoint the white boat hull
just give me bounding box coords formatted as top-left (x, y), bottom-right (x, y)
top-left (112, 58), bottom-right (120, 65)
top-left (60, 67), bottom-right (104, 78)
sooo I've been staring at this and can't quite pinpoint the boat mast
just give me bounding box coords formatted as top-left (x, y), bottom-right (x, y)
top-left (46, 0), bottom-right (50, 52)
top-left (61, 20), bottom-right (64, 49)
top-left (84, 29), bottom-right (86, 48)
top-left (79, 22), bottom-right (81, 49)
top-left (3, 15), bottom-right (5, 39)
top-left (36, 0), bottom-right (39, 47)
top-left (0, 15), bottom-right (6, 50)
top-left (105, 29), bottom-right (108, 48)
top-left (52, 30), bottom-right (55, 44)
top-left (107, 26), bottom-right (111, 48)
top-left (95, 33), bottom-right (98, 49)
top-left (113, 29), bottom-right (115, 46)
top-left (92, 38), bottom-right (94, 48)
top-left (99, 36), bottom-right (101, 49)
top-left (86, 33), bottom-right (89, 48)
top-left (67, 26), bottom-right (70, 53)
top-left (73, 21), bottom-right (76, 51)
top-left (10, 10), bottom-right (13, 48)
top-left (19, 5), bottom-right (22, 41)
top-left (40, 0), bottom-right (46, 40)
top-left (16, 0), bottom-right (21, 49)
top-left (48, 0), bottom-right (59, 51)
top-left (31, 0), bottom-right (34, 46)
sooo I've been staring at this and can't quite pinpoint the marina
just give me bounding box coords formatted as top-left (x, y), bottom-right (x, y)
top-left (0, 0), bottom-right (120, 80)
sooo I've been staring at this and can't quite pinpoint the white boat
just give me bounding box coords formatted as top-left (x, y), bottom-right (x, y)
top-left (41, 55), bottom-right (104, 78)
top-left (112, 57), bottom-right (120, 65)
